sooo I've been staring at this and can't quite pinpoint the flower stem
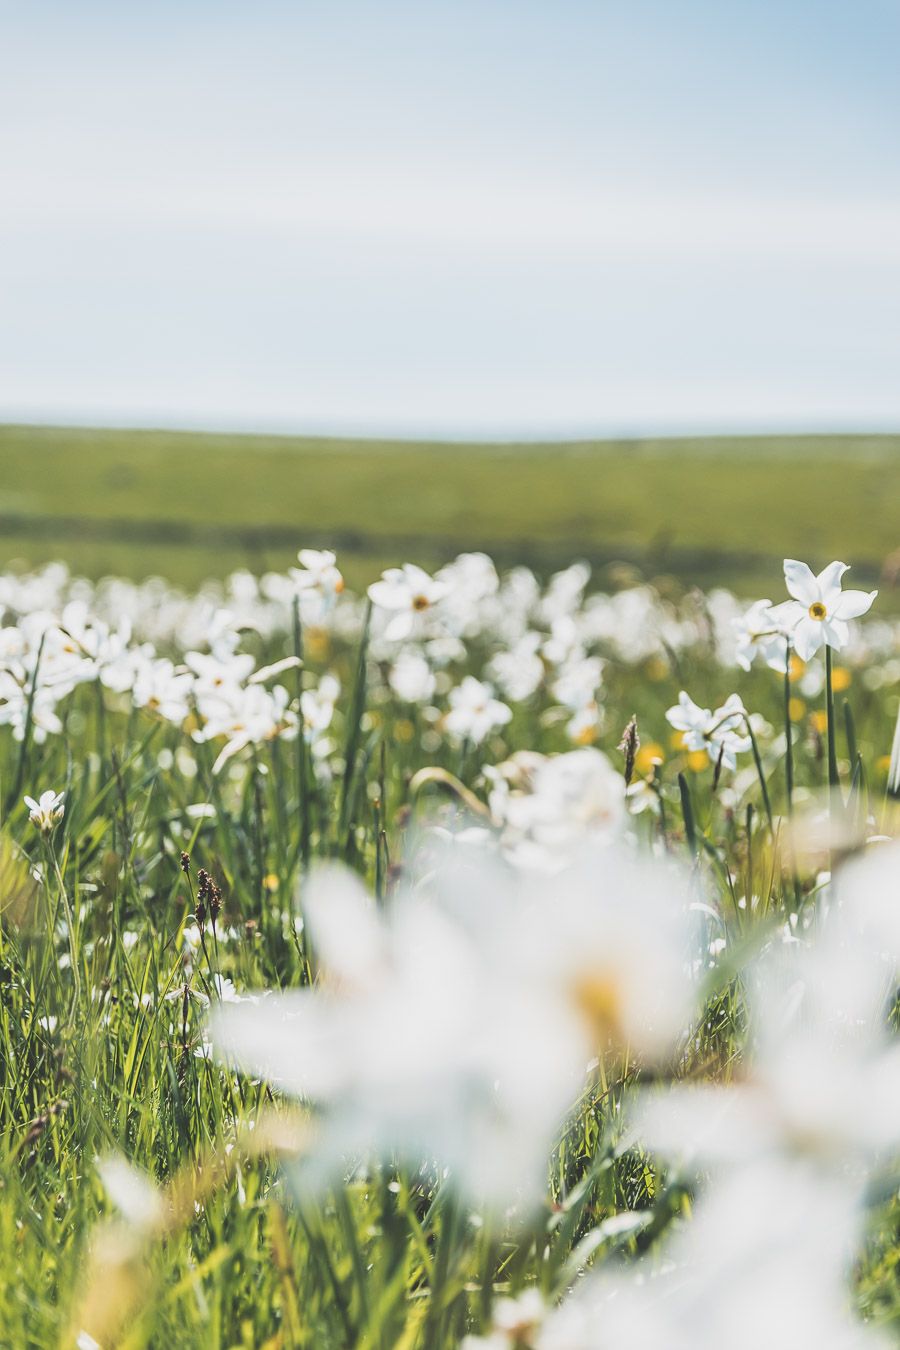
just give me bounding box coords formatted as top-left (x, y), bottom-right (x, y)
top-left (742, 716), bottom-right (773, 834)
top-left (47, 838), bottom-right (80, 1001)
top-left (824, 646), bottom-right (840, 804)
top-left (783, 646), bottom-right (793, 817)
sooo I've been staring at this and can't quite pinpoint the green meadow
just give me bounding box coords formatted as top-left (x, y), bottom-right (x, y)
top-left (0, 424), bottom-right (897, 598)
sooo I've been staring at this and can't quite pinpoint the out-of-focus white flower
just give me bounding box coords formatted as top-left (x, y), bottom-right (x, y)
top-left (461, 1289), bottom-right (546, 1349)
top-left (666, 691), bottom-right (751, 770)
top-left (636, 903), bottom-right (900, 1181)
top-left (24, 788), bottom-right (65, 832)
top-left (368, 564), bottom-right (450, 640)
top-left (300, 673), bottom-right (340, 743)
top-left (488, 631), bottom-right (544, 702)
top-left (889, 704), bottom-right (900, 796)
top-left (213, 862), bottom-right (582, 1211)
top-left (552, 656), bottom-right (605, 744)
top-left (199, 682), bottom-right (296, 773)
top-left (290, 549), bottom-right (345, 622)
top-left (132, 657), bottom-right (194, 725)
top-left (526, 1161), bottom-right (884, 1350)
top-left (732, 598), bottom-right (792, 672)
top-left (291, 549), bottom-right (344, 596)
top-left (388, 651), bottom-right (436, 704)
top-left (489, 748), bottom-right (626, 868)
top-left (97, 1156), bottom-right (163, 1233)
top-left (625, 776), bottom-right (659, 816)
top-left (445, 677), bottom-right (512, 745)
top-left (213, 846), bottom-right (698, 1212)
top-left (780, 559), bottom-right (877, 661)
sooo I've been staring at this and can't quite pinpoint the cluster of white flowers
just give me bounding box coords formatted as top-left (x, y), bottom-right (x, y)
top-left (0, 553), bottom-right (893, 786)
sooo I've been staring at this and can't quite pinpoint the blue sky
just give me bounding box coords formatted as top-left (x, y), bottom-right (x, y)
top-left (2, 0), bottom-right (899, 437)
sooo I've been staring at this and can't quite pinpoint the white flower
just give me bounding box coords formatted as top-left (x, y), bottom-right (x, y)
top-left (132, 657), bottom-right (194, 725)
top-left (24, 789), bottom-right (65, 832)
top-left (368, 564), bottom-right (450, 640)
top-left (492, 748), bottom-right (626, 868)
top-left (636, 907), bottom-right (900, 1182)
top-left (213, 847), bottom-right (698, 1212)
top-left (388, 651), bottom-right (436, 704)
top-left (625, 776), bottom-right (660, 816)
top-left (779, 560), bottom-right (877, 661)
top-left (97, 1155), bottom-right (163, 1233)
top-left (300, 674), bottom-right (341, 743)
top-left (732, 598), bottom-right (792, 672)
top-left (198, 682), bottom-right (296, 773)
top-left (445, 677), bottom-right (512, 745)
top-left (888, 703), bottom-right (900, 797)
top-left (487, 631), bottom-right (544, 702)
top-left (666, 691), bottom-right (750, 771)
top-left (552, 656), bottom-right (605, 744)
top-left (290, 549), bottom-right (344, 619)
top-left (534, 1161), bottom-right (884, 1350)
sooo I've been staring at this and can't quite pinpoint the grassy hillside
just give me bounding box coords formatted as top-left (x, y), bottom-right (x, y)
top-left (0, 424), bottom-right (897, 598)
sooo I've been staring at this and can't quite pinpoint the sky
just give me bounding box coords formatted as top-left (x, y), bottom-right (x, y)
top-left (2, 0), bottom-right (899, 438)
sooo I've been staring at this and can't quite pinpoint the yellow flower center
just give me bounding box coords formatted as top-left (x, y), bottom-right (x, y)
top-left (412, 594), bottom-right (430, 611)
top-left (572, 971), bottom-right (624, 1043)
top-left (808, 601), bottom-right (827, 621)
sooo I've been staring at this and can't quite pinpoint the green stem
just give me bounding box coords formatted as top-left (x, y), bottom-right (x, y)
top-left (742, 716), bottom-right (773, 834)
top-left (47, 837), bottom-right (80, 1001)
top-left (825, 646), bottom-right (840, 801)
top-left (783, 645), bottom-right (793, 817)
top-left (291, 596), bottom-right (311, 869)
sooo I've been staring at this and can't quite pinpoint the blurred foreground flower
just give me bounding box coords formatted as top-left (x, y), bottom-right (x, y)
top-left (212, 846), bottom-right (699, 1212)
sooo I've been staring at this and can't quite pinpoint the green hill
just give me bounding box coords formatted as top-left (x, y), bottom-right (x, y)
top-left (0, 424), bottom-right (896, 601)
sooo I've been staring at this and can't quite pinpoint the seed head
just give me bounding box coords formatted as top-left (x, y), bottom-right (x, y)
top-left (618, 716), bottom-right (640, 786)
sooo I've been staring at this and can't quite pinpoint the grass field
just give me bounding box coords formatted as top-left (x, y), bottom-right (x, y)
top-left (1, 541), bottom-right (898, 1346)
top-left (0, 425), bottom-right (897, 599)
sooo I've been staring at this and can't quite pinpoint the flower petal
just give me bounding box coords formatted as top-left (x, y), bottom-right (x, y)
top-left (815, 560), bottom-right (849, 601)
top-left (832, 588), bottom-right (877, 621)
top-left (783, 560), bottom-right (818, 605)
top-left (792, 618), bottom-right (824, 662)
top-left (823, 617), bottom-right (849, 652)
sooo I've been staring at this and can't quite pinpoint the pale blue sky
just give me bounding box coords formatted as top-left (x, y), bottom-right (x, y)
top-left (2, 1), bottom-right (899, 436)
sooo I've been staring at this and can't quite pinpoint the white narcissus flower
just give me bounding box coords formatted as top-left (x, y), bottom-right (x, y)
top-left (780, 559), bottom-right (877, 661)
top-left (445, 676), bottom-right (512, 746)
top-left (494, 748), bottom-right (626, 868)
top-left (732, 598), bottom-right (792, 672)
top-left (665, 691), bottom-right (751, 771)
top-left (24, 789), bottom-right (65, 832)
top-left (212, 846), bottom-right (699, 1213)
top-left (289, 549), bottom-right (344, 617)
top-left (367, 564), bottom-right (450, 640)
top-left (388, 651), bottom-right (436, 704)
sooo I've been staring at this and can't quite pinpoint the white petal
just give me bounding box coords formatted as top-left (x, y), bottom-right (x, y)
top-left (302, 865), bottom-right (385, 983)
top-left (783, 559), bottom-right (818, 605)
top-left (211, 993), bottom-right (341, 1097)
top-left (814, 560), bottom-right (849, 600)
top-left (823, 617), bottom-right (849, 651)
top-left (792, 618), bottom-right (824, 662)
top-left (367, 581), bottom-right (407, 610)
top-left (832, 588), bottom-right (877, 621)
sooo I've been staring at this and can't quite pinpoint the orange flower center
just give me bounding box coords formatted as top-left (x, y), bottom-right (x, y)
top-left (412, 594), bottom-right (430, 611)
